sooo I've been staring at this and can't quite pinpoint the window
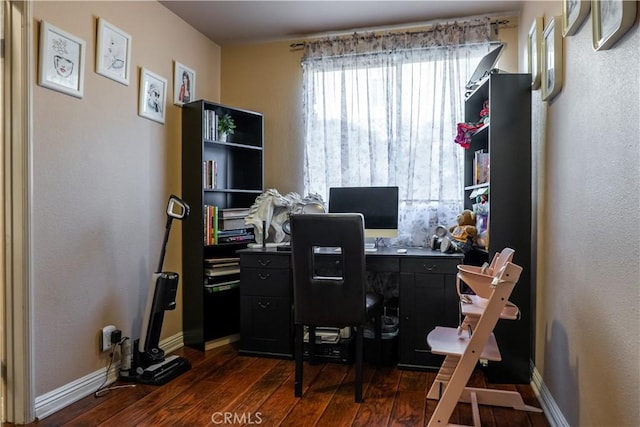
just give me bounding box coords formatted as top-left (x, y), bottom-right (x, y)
top-left (302, 22), bottom-right (493, 246)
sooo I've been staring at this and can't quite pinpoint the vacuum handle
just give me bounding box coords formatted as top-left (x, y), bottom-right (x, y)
top-left (166, 194), bottom-right (190, 220)
top-left (157, 195), bottom-right (190, 273)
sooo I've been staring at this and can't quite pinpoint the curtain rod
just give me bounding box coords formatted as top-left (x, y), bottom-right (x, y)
top-left (289, 16), bottom-right (512, 50)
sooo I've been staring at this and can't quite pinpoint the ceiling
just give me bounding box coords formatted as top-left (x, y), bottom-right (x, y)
top-left (159, 1), bottom-right (523, 46)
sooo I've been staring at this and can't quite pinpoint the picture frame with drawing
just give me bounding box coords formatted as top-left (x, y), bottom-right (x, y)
top-left (527, 17), bottom-right (543, 90)
top-left (173, 61), bottom-right (196, 106)
top-left (562, 0), bottom-right (590, 37)
top-left (592, 0), bottom-right (637, 51)
top-left (38, 20), bottom-right (86, 98)
top-left (139, 68), bottom-right (167, 124)
top-left (96, 18), bottom-right (132, 85)
top-left (541, 16), bottom-right (563, 102)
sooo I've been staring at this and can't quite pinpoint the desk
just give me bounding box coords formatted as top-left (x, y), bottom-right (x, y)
top-left (237, 247), bottom-right (463, 370)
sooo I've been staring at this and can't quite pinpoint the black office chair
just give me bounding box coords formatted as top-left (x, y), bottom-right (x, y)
top-left (290, 213), bottom-right (383, 403)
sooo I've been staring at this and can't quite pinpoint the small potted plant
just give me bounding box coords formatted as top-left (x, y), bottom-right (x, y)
top-left (217, 114), bottom-right (236, 142)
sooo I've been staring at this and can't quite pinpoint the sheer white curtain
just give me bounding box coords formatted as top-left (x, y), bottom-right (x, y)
top-left (302, 18), bottom-right (493, 246)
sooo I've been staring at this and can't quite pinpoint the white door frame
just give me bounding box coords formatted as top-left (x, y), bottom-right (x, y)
top-left (3, 0), bottom-right (34, 423)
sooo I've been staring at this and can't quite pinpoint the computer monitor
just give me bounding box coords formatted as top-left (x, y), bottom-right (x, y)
top-left (328, 186), bottom-right (399, 239)
top-left (465, 44), bottom-right (504, 91)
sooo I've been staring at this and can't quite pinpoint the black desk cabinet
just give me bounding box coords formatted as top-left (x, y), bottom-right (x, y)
top-left (398, 257), bottom-right (461, 370)
top-left (238, 247), bottom-right (463, 369)
top-left (238, 250), bottom-right (293, 358)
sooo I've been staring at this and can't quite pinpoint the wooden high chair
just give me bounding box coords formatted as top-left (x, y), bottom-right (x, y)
top-left (426, 249), bottom-right (542, 427)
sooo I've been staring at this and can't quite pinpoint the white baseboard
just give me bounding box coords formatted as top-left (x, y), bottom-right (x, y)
top-left (34, 332), bottom-right (185, 420)
top-left (531, 362), bottom-right (569, 427)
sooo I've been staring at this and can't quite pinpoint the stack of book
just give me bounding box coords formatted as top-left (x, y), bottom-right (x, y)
top-left (204, 257), bottom-right (240, 293)
top-left (217, 208), bottom-right (255, 244)
top-left (203, 206), bottom-right (255, 245)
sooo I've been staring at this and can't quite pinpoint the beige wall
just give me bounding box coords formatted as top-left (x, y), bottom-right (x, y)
top-left (29, 2), bottom-right (640, 425)
top-left (519, 2), bottom-right (639, 426)
top-left (32, 1), bottom-right (220, 395)
top-left (222, 3), bottom-right (640, 426)
top-left (221, 41), bottom-right (304, 194)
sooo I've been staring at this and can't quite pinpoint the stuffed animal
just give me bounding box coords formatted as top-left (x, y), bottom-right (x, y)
top-left (430, 209), bottom-right (478, 253)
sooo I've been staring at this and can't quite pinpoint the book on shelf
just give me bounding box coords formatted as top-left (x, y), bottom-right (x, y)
top-left (205, 270), bottom-right (240, 281)
top-left (217, 233), bottom-right (255, 244)
top-left (205, 260), bottom-right (239, 268)
top-left (203, 206), bottom-right (255, 245)
top-left (204, 110), bottom-right (219, 141)
top-left (473, 150), bottom-right (490, 185)
top-left (219, 207), bottom-right (251, 219)
top-left (218, 217), bottom-right (248, 231)
top-left (205, 265), bottom-right (241, 276)
top-left (204, 280), bottom-right (240, 293)
top-left (204, 257), bottom-right (240, 264)
top-left (217, 227), bottom-right (253, 237)
top-left (203, 160), bottom-right (217, 189)
top-left (203, 205), bottom-right (219, 245)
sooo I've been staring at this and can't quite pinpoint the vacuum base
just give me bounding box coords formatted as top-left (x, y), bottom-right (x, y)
top-left (136, 355), bottom-right (191, 385)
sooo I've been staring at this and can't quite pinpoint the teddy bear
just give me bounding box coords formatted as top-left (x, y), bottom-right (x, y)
top-left (429, 209), bottom-right (478, 254)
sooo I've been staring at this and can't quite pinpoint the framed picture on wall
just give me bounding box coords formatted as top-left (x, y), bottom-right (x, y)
top-left (562, 0), bottom-right (591, 36)
top-left (96, 18), bottom-right (132, 85)
top-left (38, 20), bottom-right (86, 98)
top-left (541, 16), bottom-right (563, 102)
top-left (173, 61), bottom-right (196, 106)
top-left (592, 0), bottom-right (637, 51)
top-left (139, 68), bottom-right (167, 124)
top-left (527, 17), bottom-right (543, 90)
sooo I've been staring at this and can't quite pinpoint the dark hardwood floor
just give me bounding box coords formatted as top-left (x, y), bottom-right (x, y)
top-left (17, 343), bottom-right (550, 426)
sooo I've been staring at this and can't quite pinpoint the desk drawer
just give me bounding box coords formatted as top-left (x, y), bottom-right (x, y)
top-left (240, 253), bottom-right (290, 269)
top-left (366, 256), bottom-right (399, 272)
top-left (400, 258), bottom-right (460, 274)
top-left (241, 267), bottom-right (290, 297)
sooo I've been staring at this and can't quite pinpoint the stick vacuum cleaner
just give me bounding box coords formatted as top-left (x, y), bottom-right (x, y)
top-left (120, 194), bottom-right (191, 385)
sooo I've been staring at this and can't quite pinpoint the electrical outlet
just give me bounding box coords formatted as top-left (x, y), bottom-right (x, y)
top-left (101, 325), bottom-right (116, 352)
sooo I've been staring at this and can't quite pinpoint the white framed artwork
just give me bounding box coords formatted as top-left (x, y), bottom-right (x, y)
top-left (592, 0), bottom-right (637, 51)
top-left (541, 16), bottom-right (563, 102)
top-left (38, 21), bottom-right (86, 98)
top-left (173, 61), bottom-right (196, 106)
top-left (96, 18), bottom-right (132, 85)
top-left (139, 68), bottom-right (167, 124)
top-left (562, 0), bottom-right (591, 36)
top-left (527, 17), bottom-right (543, 90)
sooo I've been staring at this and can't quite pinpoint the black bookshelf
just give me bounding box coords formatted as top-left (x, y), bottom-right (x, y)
top-left (463, 73), bottom-right (532, 383)
top-left (181, 100), bottom-right (264, 350)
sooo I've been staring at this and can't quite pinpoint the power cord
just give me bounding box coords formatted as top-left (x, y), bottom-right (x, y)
top-left (94, 336), bottom-right (136, 398)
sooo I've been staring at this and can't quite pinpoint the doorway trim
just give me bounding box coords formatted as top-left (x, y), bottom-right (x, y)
top-left (3, 0), bottom-right (34, 423)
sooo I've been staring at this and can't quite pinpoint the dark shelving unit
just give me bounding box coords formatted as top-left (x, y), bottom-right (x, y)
top-left (463, 72), bottom-right (532, 383)
top-left (181, 100), bottom-right (264, 351)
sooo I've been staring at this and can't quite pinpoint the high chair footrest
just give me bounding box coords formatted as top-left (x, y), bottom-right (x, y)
top-left (426, 326), bottom-right (501, 361)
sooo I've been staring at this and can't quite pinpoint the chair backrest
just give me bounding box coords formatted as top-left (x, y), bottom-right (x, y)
top-left (290, 213), bottom-right (367, 327)
top-left (488, 247), bottom-right (515, 276)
